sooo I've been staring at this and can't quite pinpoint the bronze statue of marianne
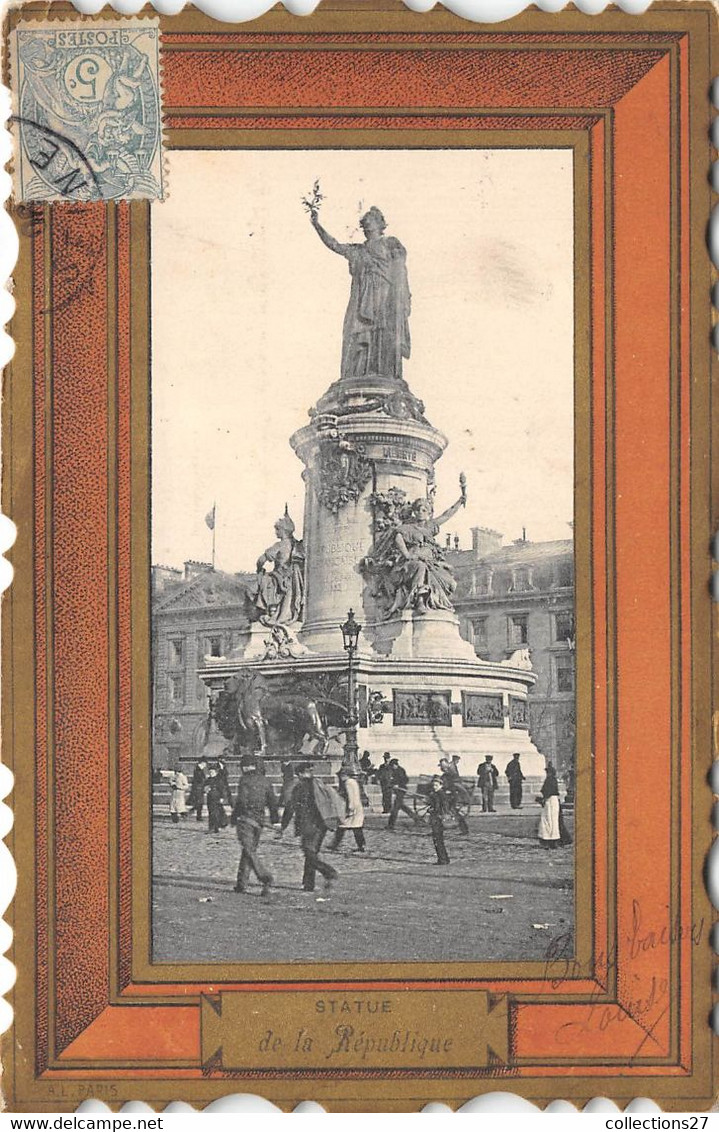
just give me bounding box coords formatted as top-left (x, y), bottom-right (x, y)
top-left (248, 506), bottom-right (305, 627)
top-left (309, 203), bottom-right (411, 381)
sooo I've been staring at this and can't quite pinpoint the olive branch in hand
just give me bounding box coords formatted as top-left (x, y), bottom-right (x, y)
top-left (302, 179), bottom-right (324, 215)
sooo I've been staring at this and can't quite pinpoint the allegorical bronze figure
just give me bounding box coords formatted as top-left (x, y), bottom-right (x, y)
top-left (307, 196), bottom-right (411, 381)
top-left (361, 477), bottom-right (468, 617)
top-left (249, 506), bottom-right (305, 626)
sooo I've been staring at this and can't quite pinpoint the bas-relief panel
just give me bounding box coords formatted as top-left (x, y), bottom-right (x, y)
top-left (392, 689), bottom-right (453, 726)
top-left (509, 695), bottom-right (529, 730)
top-left (462, 692), bottom-right (505, 728)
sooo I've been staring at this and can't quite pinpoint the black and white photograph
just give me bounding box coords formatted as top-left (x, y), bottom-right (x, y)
top-left (150, 148), bottom-right (576, 964)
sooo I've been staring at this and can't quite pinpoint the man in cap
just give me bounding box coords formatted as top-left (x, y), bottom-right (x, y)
top-left (359, 750), bottom-right (374, 777)
top-left (387, 758), bottom-right (416, 830)
top-left (426, 775), bottom-right (451, 865)
top-left (328, 769), bottom-right (366, 853)
top-left (205, 767), bottom-right (229, 834)
top-left (210, 746), bottom-right (233, 806)
top-left (280, 762), bottom-right (339, 893)
top-left (230, 753), bottom-right (280, 896)
top-left (477, 755), bottom-right (499, 813)
top-left (375, 752), bottom-right (394, 814)
top-left (505, 752), bottom-right (526, 810)
top-left (187, 756), bottom-right (208, 821)
top-left (358, 750), bottom-right (374, 807)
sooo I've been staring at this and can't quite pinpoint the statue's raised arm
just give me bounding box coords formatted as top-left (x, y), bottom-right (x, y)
top-left (308, 209), bottom-right (348, 257)
top-left (434, 473), bottom-right (468, 527)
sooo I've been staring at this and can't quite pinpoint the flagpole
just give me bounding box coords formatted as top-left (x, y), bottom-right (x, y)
top-left (212, 501), bottom-right (216, 570)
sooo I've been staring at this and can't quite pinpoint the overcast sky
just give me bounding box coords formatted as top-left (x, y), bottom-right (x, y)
top-left (151, 148), bottom-right (574, 573)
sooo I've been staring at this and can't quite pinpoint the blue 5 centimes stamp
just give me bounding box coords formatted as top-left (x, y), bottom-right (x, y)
top-left (9, 18), bottom-right (165, 202)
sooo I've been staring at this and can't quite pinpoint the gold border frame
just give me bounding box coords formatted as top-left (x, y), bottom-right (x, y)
top-left (129, 127), bottom-right (594, 988)
top-left (2, 0), bottom-right (715, 1108)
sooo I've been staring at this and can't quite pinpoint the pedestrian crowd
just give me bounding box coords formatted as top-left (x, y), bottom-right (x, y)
top-left (163, 747), bottom-right (571, 898)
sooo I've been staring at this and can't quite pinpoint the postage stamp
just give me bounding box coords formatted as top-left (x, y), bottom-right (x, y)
top-left (1, 0), bottom-right (717, 1115)
top-left (8, 18), bottom-right (164, 202)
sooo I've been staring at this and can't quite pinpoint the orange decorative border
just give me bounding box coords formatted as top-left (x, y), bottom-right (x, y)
top-left (2, 1), bottom-right (715, 1110)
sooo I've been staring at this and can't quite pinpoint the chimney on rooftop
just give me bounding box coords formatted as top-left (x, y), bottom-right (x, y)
top-left (152, 564), bottom-right (182, 595)
top-left (184, 560), bottom-right (213, 581)
top-left (471, 526), bottom-right (503, 558)
top-left (513, 527), bottom-right (529, 547)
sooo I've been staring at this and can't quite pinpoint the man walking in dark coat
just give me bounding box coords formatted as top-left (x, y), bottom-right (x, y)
top-left (280, 762), bottom-right (339, 893)
top-left (359, 750), bottom-right (374, 776)
top-left (375, 752), bottom-right (394, 814)
top-left (188, 757), bottom-right (208, 821)
top-left (506, 752), bottom-right (526, 810)
top-left (477, 755), bottom-right (499, 813)
top-left (206, 769), bottom-right (229, 834)
top-left (427, 776), bottom-right (451, 864)
top-left (210, 748), bottom-right (233, 805)
top-left (387, 758), bottom-right (416, 830)
top-left (230, 754), bottom-right (280, 895)
top-left (358, 750), bottom-right (374, 807)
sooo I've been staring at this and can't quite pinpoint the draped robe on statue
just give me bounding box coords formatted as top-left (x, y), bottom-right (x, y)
top-left (254, 537), bottom-right (305, 625)
top-left (340, 236), bottom-right (411, 380)
top-left (369, 517), bottom-right (457, 617)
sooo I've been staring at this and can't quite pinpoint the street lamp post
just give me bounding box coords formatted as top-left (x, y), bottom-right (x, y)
top-left (339, 608), bottom-right (361, 773)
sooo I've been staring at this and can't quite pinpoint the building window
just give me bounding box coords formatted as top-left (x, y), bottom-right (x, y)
top-left (554, 611), bottom-right (575, 643)
top-left (508, 614), bottom-right (529, 647)
top-left (168, 638), bottom-right (184, 668)
top-left (169, 674), bottom-right (184, 703)
top-left (509, 565), bottom-right (534, 593)
top-left (472, 567), bottom-right (493, 596)
top-left (554, 654), bottom-right (575, 693)
top-left (206, 635), bottom-right (222, 658)
top-left (471, 617), bottom-right (489, 654)
top-left (533, 567), bottom-right (550, 591)
top-left (556, 560), bottom-right (573, 588)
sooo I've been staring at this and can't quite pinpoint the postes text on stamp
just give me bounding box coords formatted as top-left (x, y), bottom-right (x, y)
top-left (9, 19), bottom-right (164, 203)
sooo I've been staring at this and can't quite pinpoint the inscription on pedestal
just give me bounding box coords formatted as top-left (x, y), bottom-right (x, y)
top-left (393, 690), bottom-right (452, 727)
top-left (383, 446), bottom-right (418, 463)
top-left (508, 695), bottom-right (529, 729)
top-left (318, 540), bottom-right (366, 561)
top-left (462, 692), bottom-right (505, 728)
top-left (317, 539), bottom-right (366, 587)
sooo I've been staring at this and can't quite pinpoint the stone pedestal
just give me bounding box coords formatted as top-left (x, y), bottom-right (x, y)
top-left (368, 608), bottom-right (478, 661)
top-left (200, 650), bottom-right (545, 778)
top-left (291, 374), bottom-right (452, 658)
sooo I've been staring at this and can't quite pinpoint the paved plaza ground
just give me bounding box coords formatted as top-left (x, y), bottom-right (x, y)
top-left (152, 806), bottom-right (574, 964)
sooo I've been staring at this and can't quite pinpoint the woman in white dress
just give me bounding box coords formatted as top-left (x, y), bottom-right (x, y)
top-left (328, 771), bottom-right (366, 852)
top-left (537, 763), bottom-right (571, 849)
top-left (169, 767), bottom-right (189, 824)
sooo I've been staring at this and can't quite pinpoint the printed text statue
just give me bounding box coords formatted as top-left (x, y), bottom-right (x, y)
top-left (249, 506), bottom-right (305, 626)
top-left (362, 476), bottom-right (468, 617)
top-left (309, 203), bottom-right (411, 381)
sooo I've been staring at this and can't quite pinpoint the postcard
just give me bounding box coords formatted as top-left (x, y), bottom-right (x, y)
top-left (1, 0), bottom-right (716, 1112)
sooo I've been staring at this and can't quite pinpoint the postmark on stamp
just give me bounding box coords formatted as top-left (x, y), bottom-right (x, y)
top-left (9, 19), bottom-right (165, 203)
